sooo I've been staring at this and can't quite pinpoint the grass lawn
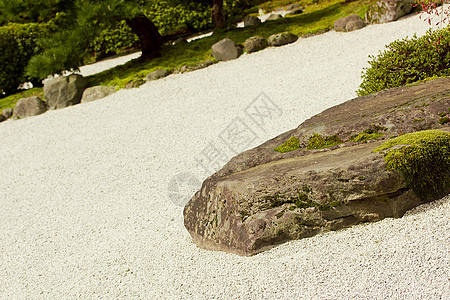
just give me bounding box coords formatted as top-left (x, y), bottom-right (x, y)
top-left (0, 0), bottom-right (371, 112)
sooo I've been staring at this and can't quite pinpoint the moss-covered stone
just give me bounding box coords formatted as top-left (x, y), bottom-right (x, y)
top-left (374, 130), bottom-right (450, 199)
top-left (274, 136), bottom-right (300, 153)
top-left (307, 133), bottom-right (342, 149)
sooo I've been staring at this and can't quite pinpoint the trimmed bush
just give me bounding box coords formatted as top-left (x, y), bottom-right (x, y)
top-left (87, 21), bottom-right (139, 59)
top-left (0, 22), bottom-right (48, 95)
top-left (357, 27), bottom-right (450, 96)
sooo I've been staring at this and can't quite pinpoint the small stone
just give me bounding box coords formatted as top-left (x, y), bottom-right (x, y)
top-left (334, 15), bottom-right (366, 32)
top-left (211, 38), bottom-right (243, 61)
top-left (268, 32), bottom-right (299, 46)
top-left (81, 86), bottom-right (116, 103)
top-left (243, 15), bottom-right (261, 27)
top-left (244, 36), bottom-right (268, 53)
top-left (145, 69), bottom-right (171, 81)
top-left (172, 38), bottom-right (188, 45)
top-left (2, 108), bottom-right (13, 119)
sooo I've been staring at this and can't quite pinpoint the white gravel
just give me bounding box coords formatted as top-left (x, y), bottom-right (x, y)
top-left (1, 11), bottom-right (449, 299)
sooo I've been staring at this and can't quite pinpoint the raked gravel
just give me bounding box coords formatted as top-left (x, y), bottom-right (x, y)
top-left (1, 12), bottom-right (449, 299)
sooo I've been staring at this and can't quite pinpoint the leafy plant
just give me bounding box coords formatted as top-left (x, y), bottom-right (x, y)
top-left (0, 22), bottom-right (49, 96)
top-left (357, 26), bottom-right (450, 96)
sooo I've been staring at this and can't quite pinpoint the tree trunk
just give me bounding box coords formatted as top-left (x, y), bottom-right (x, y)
top-left (126, 16), bottom-right (162, 59)
top-left (212, 0), bottom-right (226, 29)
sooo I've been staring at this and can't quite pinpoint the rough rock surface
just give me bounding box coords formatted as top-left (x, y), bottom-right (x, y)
top-left (44, 75), bottom-right (88, 109)
top-left (0, 114), bottom-right (5, 123)
top-left (12, 96), bottom-right (48, 119)
top-left (268, 32), bottom-right (299, 46)
top-left (366, 0), bottom-right (414, 24)
top-left (244, 36), bottom-right (268, 53)
top-left (211, 39), bottom-right (243, 61)
top-left (81, 86), bottom-right (116, 103)
top-left (145, 69), bottom-right (171, 81)
top-left (184, 77), bottom-right (450, 256)
top-left (243, 15), bottom-right (261, 27)
top-left (2, 108), bottom-right (13, 119)
top-left (334, 14), bottom-right (366, 32)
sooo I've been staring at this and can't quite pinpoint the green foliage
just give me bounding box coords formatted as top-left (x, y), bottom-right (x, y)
top-left (307, 133), bottom-right (342, 149)
top-left (87, 21), bottom-right (139, 59)
top-left (145, 1), bottom-right (211, 35)
top-left (274, 136), bottom-right (301, 152)
top-left (358, 27), bottom-right (450, 96)
top-left (26, 26), bottom-right (91, 80)
top-left (374, 130), bottom-right (450, 199)
top-left (350, 125), bottom-right (387, 143)
top-left (0, 0), bottom-right (74, 25)
top-left (0, 22), bottom-right (49, 95)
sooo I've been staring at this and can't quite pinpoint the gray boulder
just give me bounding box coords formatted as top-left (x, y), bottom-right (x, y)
top-left (266, 14), bottom-right (283, 21)
top-left (145, 69), bottom-right (171, 81)
top-left (2, 108), bottom-right (13, 119)
top-left (243, 15), bottom-right (261, 27)
top-left (366, 0), bottom-right (414, 23)
top-left (44, 75), bottom-right (88, 109)
top-left (184, 77), bottom-right (450, 256)
top-left (173, 38), bottom-right (188, 45)
top-left (268, 32), bottom-right (299, 46)
top-left (81, 86), bottom-right (116, 103)
top-left (211, 38), bottom-right (243, 61)
top-left (244, 36), bottom-right (268, 53)
top-left (334, 14), bottom-right (366, 32)
top-left (12, 96), bottom-right (47, 119)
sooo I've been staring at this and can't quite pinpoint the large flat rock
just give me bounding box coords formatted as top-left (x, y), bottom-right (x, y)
top-left (184, 78), bottom-right (450, 256)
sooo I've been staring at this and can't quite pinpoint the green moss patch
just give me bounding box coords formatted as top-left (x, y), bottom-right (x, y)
top-left (274, 136), bottom-right (301, 153)
top-left (350, 125), bottom-right (387, 143)
top-left (307, 133), bottom-right (342, 149)
top-left (374, 130), bottom-right (450, 199)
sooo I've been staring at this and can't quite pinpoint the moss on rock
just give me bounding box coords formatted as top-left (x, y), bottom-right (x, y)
top-left (374, 130), bottom-right (450, 199)
top-left (307, 133), bottom-right (342, 149)
top-left (274, 136), bottom-right (300, 153)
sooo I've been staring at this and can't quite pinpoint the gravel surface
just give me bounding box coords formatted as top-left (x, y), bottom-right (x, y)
top-left (1, 12), bottom-right (449, 299)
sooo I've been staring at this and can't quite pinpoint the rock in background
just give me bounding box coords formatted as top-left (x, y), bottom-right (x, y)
top-left (145, 69), bottom-right (171, 81)
top-left (184, 77), bottom-right (450, 256)
top-left (81, 86), bottom-right (116, 103)
top-left (334, 15), bottom-right (366, 32)
top-left (12, 96), bottom-right (47, 119)
top-left (44, 74), bottom-right (88, 109)
top-left (243, 15), bottom-right (262, 27)
top-left (244, 36), bottom-right (268, 53)
top-left (211, 38), bottom-right (243, 61)
top-left (268, 32), bottom-right (299, 46)
top-left (366, 0), bottom-right (414, 23)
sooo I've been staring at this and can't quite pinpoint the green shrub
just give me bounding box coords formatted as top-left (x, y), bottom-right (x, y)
top-left (145, 1), bottom-right (211, 35)
top-left (0, 22), bottom-right (49, 96)
top-left (357, 27), bottom-right (450, 96)
top-left (87, 21), bottom-right (139, 59)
